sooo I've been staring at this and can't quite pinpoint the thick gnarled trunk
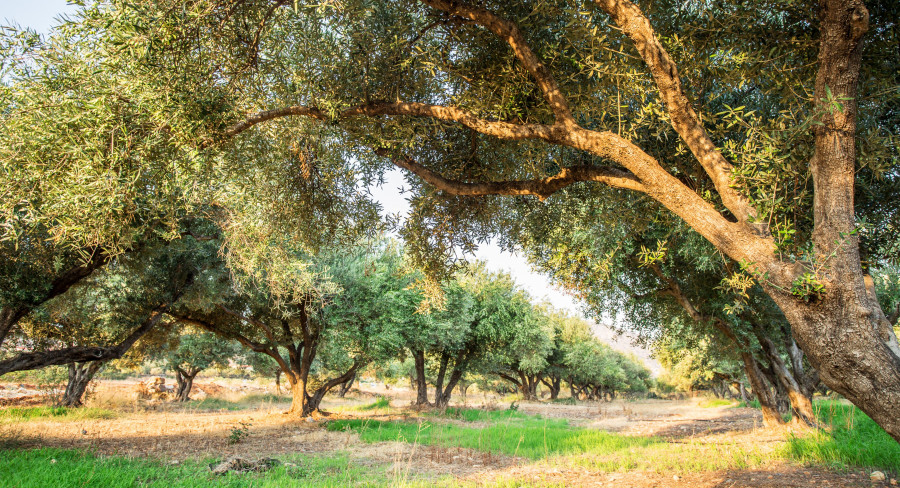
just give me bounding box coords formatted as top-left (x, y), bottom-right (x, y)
top-left (174, 367), bottom-right (200, 402)
top-left (541, 375), bottom-right (561, 400)
top-left (59, 361), bottom-right (105, 407)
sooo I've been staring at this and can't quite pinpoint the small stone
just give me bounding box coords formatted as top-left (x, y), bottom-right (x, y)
top-left (871, 471), bottom-right (886, 482)
top-left (50, 459), bottom-right (57, 464)
top-left (304, 417), bottom-right (315, 423)
top-left (889, 478), bottom-right (896, 485)
top-left (673, 475), bottom-right (680, 481)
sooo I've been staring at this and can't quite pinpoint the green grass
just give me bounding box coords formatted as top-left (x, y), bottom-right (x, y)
top-left (784, 400), bottom-right (900, 474)
top-left (0, 448), bottom-right (399, 488)
top-left (328, 408), bottom-right (789, 474)
top-left (327, 415), bottom-right (658, 461)
top-left (0, 406), bottom-right (116, 423)
top-left (698, 398), bottom-right (735, 408)
top-left (735, 398), bottom-right (762, 409)
top-left (352, 396), bottom-right (391, 411)
top-left (327, 415), bottom-right (784, 473)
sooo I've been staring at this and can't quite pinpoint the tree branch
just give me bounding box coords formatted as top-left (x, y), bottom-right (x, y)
top-left (0, 304), bottom-right (168, 376)
top-left (591, 0), bottom-right (757, 225)
top-left (420, 0), bottom-right (575, 124)
top-left (379, 149), bottom-right (645, 199)
top-left (314, 358), bottom-right (366, 396)
top-left (217, 304), bottom-right (280, 346)
top-left (224, 106), bottom-right (327, 137)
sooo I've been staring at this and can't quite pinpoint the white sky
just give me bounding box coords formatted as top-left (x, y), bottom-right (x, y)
top-left (3, 1), bottom-right (659, 371)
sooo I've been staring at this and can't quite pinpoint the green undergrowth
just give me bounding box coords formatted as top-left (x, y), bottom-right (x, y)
top-left (353, 396), bottom-right (391, 411)
top-left (0, 448), bottom-right (397, 488)
top-left (735, 398), bottom-right (762, 409)
top-left (326, 416), bottom-right (778, 473)
top-left (784, 400), bottom-right (900, 473)
top-left (0, 406), bottom-right (116, 423)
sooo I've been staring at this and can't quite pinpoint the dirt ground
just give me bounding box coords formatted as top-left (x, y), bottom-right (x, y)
top-left (1, 379), bottom-right (892, 487)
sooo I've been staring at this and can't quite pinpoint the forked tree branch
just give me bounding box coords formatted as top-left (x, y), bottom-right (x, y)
top-left (420, 0), bottom-right (575, 124)
top-left (591, 0), bottom-right (758, 225)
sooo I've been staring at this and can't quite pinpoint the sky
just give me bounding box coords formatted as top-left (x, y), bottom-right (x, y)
top-left (2, 1), bottom-right (660, 371)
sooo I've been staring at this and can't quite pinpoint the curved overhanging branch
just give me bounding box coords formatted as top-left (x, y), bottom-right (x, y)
top-left (591, 0), bottom-right (758, 225)
top-left (222, 100), bottom-right (791, 288)
top-left (378, 149), bottom-right (646, 199)
top-left (420, 0), bottom-right (575, 125)
top-left (0, 304), bottom-right (168, 376)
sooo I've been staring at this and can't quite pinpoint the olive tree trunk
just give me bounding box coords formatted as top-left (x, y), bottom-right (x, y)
top-left (174, 366), bottom-right (201, 402)
top-left (412, 349), bottom-right (429, 406)
top-left (59, 361), bottom-right (105, 407)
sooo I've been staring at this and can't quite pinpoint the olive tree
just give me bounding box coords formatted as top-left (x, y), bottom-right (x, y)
top-left (5, 0), bottom-right (900, 439)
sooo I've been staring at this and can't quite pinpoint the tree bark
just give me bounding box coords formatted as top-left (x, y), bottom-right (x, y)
top-left (434, 352), bottom-right (450, 405)
top-left (757, 334), bottom-right (818, 426)
top-left (174, 366), bottom-right (200, 402)
top-left (59, 361), bottom-right (105, 407)
top-left (338, 371), bottom-right (356, 398)
top-left (541, 375), bottom-right (561, 400)
top-left (412, 349), bottom-right (429, 406)
top-left (435, 364), bottom-right (465, 408)
top-left (303, 362), bottom-right (362, 415)
top-left (735, 382), bottom-right (751, 404)
top-left (741, 352), bottom-right (784, 426)
top-left (517, 372), bottom-right (540, 401)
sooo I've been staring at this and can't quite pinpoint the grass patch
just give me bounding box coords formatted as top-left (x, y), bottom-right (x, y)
top-left (328, 416), bottom-right (779, 474)
top-left (0, 406), bottom-right (116, 423)
top-left (329, 410), bottom-right (778, 474)
top-left (327, 416), bottom-right (658, 461)
top-left (352, 396), bottom-right (391, 411)
top-left (698, 398), bottom-right (735, 408)
top-left (784, 400), bottom-right (900, 473)
top-left (735, 398), bottom-right (762, 409)
top-left (0, 447), bottom-right (400, 488)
